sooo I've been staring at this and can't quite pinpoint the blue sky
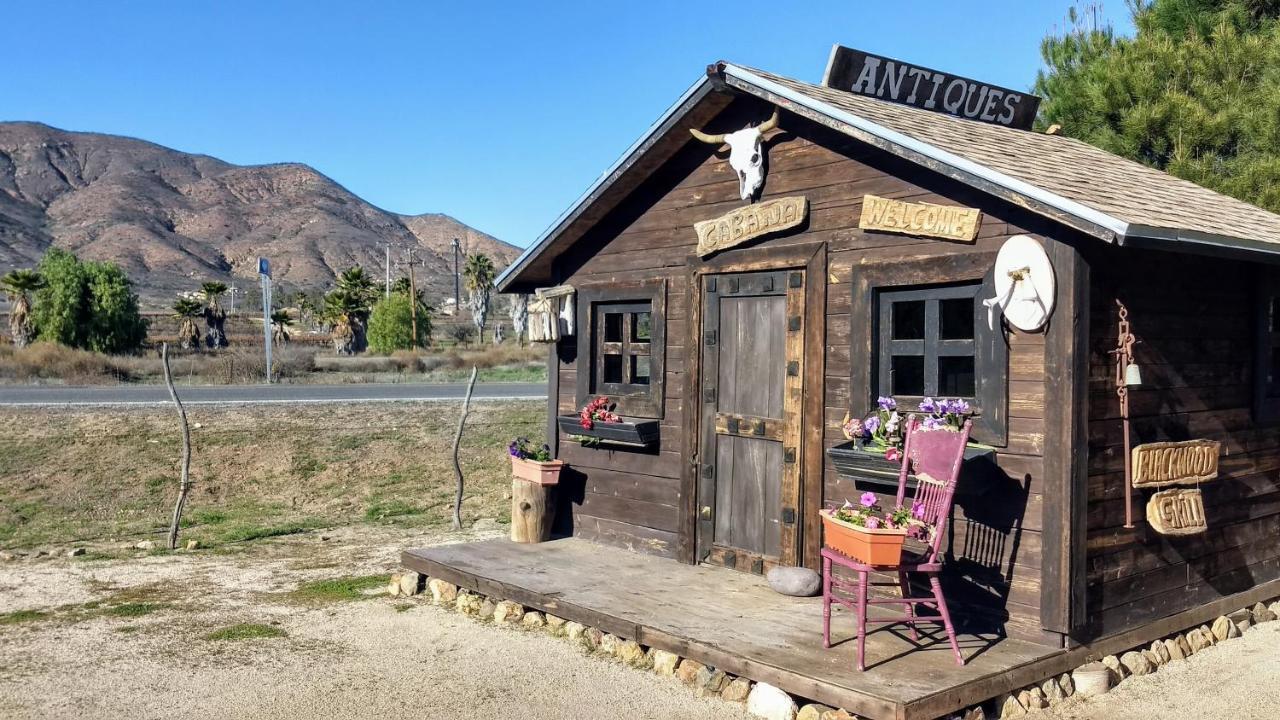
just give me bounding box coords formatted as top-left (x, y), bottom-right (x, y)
top-left (6, 1), bottom-right (1131, 249)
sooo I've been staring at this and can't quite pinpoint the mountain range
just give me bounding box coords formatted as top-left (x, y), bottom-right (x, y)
top-left (0, 121), bottom-right (520, 306)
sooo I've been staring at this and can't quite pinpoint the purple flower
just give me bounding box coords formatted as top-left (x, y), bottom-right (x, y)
top-left (919, 396), bottom-right (938, 414)
top-left (922, 416), bottom-right (944, 431)
top-left (508, 441), bottom-right (521, 458)
top-left (912, 501), bottom-right (926, 519)
top-left (859, 491), bottom-right (878, 508)
top-left (877, 396), bottom-right (897, 411)
top-left (943, 398), bottom-right (970, 416)
top-left (864, 416), bottom-right (880, 434)
top-left (865, 516), bottom-right (881, 530)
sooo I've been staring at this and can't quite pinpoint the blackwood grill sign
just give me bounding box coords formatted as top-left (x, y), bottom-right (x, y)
top-left (822, 45), bottom-right (1041, 130)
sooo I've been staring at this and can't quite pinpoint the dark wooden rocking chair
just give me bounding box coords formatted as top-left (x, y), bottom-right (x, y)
top-left (821, 415), bottom-right (972, 671)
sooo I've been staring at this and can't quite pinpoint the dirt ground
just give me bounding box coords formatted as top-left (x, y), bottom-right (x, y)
top-left (4, 528), bottom-right (1280, 719)
top-left (0, 525), bottom-right (750, 720)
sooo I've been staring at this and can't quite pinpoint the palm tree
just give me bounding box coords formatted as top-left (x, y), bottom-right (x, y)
top-left (270, 310), bottom-right (293, 344)
top-left (201, 281), bottom-right (229, 349)
top-left (463, 253), bottom-right (496, 344)
top-left (172, 297), bottom-right (204, 350)
top-left (322, 266), bottom-right (378, 355)
top-left (1, 269), bottom-right (44, 348)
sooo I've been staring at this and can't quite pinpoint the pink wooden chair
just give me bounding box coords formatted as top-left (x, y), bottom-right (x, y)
top-left (821, 415), bottom-right (972, 671)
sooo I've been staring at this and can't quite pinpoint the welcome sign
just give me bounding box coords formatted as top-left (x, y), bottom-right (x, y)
top-left (823, 45), bottom-right (1041, 130)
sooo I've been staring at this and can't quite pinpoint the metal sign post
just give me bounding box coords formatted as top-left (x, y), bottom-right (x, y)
top-left (259, 257), bottom-right (273, 384)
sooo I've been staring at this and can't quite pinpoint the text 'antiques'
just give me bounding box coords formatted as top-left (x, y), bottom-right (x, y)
top-left (823, 46), bottom-right (1041, 130)
top-left (858, 194), bottom-right (981, 243)
top-left (1146, 488), bottom-right (1208, 536)
top-left (1131, 440), bottom-right (1221, 488)
top-left (694, 196), bottom-right (808, 257)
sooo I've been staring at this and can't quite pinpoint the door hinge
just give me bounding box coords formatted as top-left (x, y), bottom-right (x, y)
top-left (762, 275), bottom-right (774, 292)
top-left (781, 507), bottom-right (796, 524)
top-left (704, 330), bottom-right (717, 346)
top-left (786, 360), bottom-right (799, 376)
top-left (703, 388), bottom-right (716, 403)
top-left (788, 316), bottom-right (801, 332)
top-left (753, 419), bottom-right (766, 436)
top-left (706, 277), bottom-right (717, 292)
top-left (727, 417), bottom-right (740, 433)
top-left (701, 463), bottom-right (715, 480)
top-left (784, 447), bottom-right (797, 464)
top-left (789, 272), bottom-right (803, 288)
top-left (726, 276), bottom-right (739, 293)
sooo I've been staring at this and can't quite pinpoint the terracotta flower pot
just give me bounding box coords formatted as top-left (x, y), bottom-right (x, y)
top-left (511, 456), bottom-right (564, 486)
top-left (820, 509), bottom-right (907, 565)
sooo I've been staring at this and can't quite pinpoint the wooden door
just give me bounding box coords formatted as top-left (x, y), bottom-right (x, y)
top-left (697, 270), bottom-right (805, 573)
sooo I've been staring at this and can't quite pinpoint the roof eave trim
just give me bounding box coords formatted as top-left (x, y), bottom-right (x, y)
top-left (1123, 224), bottom-right (1280, 263)
top-left (496, 75), bottom-right (717, 292)
top-left (721, 64), bottom-right (1131, 243)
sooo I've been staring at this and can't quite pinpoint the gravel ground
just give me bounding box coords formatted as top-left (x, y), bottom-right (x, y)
top-left (1041, 620), bottom-right (1280, 720)
top-left (2, 526), bottom-right (1278, 720)
top-left (0, 526), bottom-right (748, 720)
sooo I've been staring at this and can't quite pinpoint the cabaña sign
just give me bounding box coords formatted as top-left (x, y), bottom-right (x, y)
top-left (823, 45), bottom-right (1041, 130)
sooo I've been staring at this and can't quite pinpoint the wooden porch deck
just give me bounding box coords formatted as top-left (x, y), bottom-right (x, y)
top-left (402, 538), bottom-right (1067, 720)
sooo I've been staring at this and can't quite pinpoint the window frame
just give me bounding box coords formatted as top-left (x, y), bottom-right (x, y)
top-left (576, 279), bottom-right (666, 419)
top-left (851, 256), bottom-right (1008, 447)
top-left (1253, 273), bottom-right (1280, 423)
top-left (877, 284), bottom-right (981, 401)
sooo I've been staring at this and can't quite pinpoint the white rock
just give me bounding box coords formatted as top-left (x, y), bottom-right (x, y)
top-left (398, 571), bottom-right (421, 597)
top-left (766, 566), bottom-right (821, 597)
top-left (67, 548), bottom-right (86, 557)
top-left (1250, 601), bottom-right (1276, 624)
top-left (997, 692), bottom-right (1026, 718)
top-left (652, 649), bottom-right (680, 676)
top-left (1057, 672), bottom-right (1075, 698)
top-left (1121, 650), bottom-right (1153, 677)
top-left (428, 578), bottom-right (457, 605)
top-left (134, 540), bottom-right (157, 551)
top-left (746, 682), bottom-right (798, 720)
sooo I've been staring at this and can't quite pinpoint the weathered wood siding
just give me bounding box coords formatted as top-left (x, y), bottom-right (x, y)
top-left (551, 98), bottom-right (1064, 643)
top-left (1083, 249), bottom-right (1280, 637)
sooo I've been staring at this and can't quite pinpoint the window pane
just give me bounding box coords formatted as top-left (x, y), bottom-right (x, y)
top-left (631, 355), bottom-right (651, 385)
top-left (603, 313), bottom-right (623, 342)
top-left (1272, 297), bottom-right (1280, 332)
top-left (603, 354), bottom-right (623, 384)
top-left (891, 355), bottom-right (925, 396)
top-left (632, 311), bottom-right (651, 341)
top-left (939, 356), bottom-right (976, 397)
top-left (940, 298), bottom-right (975, 340)
top-left (892, 301), bottom-right (926, 340)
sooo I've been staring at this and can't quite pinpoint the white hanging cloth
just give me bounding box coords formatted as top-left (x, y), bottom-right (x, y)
top-left (528, 285), bottom-right (575, 342)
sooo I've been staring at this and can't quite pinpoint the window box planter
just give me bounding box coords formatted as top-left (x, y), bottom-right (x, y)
top-left (557, 414), bottom-right (659, 449)
top-left (820, 509), bottom-right (907, 565)
top-left (510, 455), bottom-right (564, 486)
top-left (826, 441), bottom-right (998, 495)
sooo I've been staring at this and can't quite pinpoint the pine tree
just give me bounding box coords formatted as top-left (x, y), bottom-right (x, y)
top-left (1035, 1), bottom-right (1280, 212)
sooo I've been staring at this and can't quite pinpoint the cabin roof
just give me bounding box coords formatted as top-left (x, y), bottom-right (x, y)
top-left (498, 61), bottom-right (1280, 291)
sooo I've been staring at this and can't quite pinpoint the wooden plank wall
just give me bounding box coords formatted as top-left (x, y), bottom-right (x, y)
top-left (552, 98), bottom-right (1063, 644)
top-left (1082, 249), bottom-right (1280, 637)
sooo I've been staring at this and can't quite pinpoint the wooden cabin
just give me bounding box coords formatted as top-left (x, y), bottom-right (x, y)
top-left (407, 50), bottom-right (1280, 718)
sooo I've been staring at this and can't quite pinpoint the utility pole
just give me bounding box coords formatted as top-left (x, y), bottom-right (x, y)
top-left (406, 247), bottom-right (419, 348)
top-left (451, 237), bottom-right (461, 314)
top-left (384, 243), bottom-right (391, 300)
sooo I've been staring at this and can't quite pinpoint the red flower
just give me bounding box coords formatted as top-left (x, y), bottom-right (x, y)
top-left (885, 447), bottom-right (900, 462)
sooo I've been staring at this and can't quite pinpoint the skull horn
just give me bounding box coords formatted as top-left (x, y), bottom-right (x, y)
top-left (689, 127), bottom-right (726, 145)
top-left (756, 108), bottom-right (780, 133)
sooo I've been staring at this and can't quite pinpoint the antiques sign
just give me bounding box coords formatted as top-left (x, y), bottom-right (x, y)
top-left (1131, 440), bottom-right (1221, 488)
top-left (1147, 488), bottom-right (1208, 536)
top-left (694, 196), bottom-right (807, 257)
top-left (859, 194), bottom-right (981, 243)
top-left (822, 46), bottom-right (1041, 130)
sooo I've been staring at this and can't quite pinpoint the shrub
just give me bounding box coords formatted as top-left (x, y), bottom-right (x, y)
top-left (31, 248), bottom-right (146, 353)
top-left (367, 294), bottom-right (431, 353)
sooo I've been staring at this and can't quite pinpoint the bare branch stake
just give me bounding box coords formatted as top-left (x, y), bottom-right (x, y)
top-left (451, 365), bottom-right (479, 530)
top-left (162, 343), bottom-right (193, 550)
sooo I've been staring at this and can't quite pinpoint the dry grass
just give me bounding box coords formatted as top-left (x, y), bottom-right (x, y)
top-left (0, 341), bottom-right (544, 385)
top-left (0, 400), bottom-right (543, 548)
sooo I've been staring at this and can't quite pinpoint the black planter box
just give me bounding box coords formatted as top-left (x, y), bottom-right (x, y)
top-left (826, 441), bottom-right (998, 496)
top-left (557, 415), bottom-right (660, 448)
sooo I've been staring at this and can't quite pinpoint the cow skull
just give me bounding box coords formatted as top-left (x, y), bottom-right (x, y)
top-left (690, 109), bottom-right (779, 202)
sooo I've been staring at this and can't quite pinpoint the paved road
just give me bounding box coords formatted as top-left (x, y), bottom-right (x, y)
top-left (0, 382), bottom-right (547, 406)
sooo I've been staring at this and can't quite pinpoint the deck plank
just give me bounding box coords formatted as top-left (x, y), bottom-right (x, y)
top-left (403, 538), bottom-right (1061, 720)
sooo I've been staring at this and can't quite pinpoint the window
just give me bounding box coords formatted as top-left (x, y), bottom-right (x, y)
top-left (875, 282), bottom-right (1006, 444)
top-left (576, 280), bottom-right (666, 419)
top-left (1254, 275), bottom-right (1280, 422)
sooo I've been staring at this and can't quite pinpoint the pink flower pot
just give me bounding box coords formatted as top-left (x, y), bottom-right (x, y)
top-left (511, 456), bottom-right (564, 486)
top-left (821, 509), bottom-right (907, 565)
